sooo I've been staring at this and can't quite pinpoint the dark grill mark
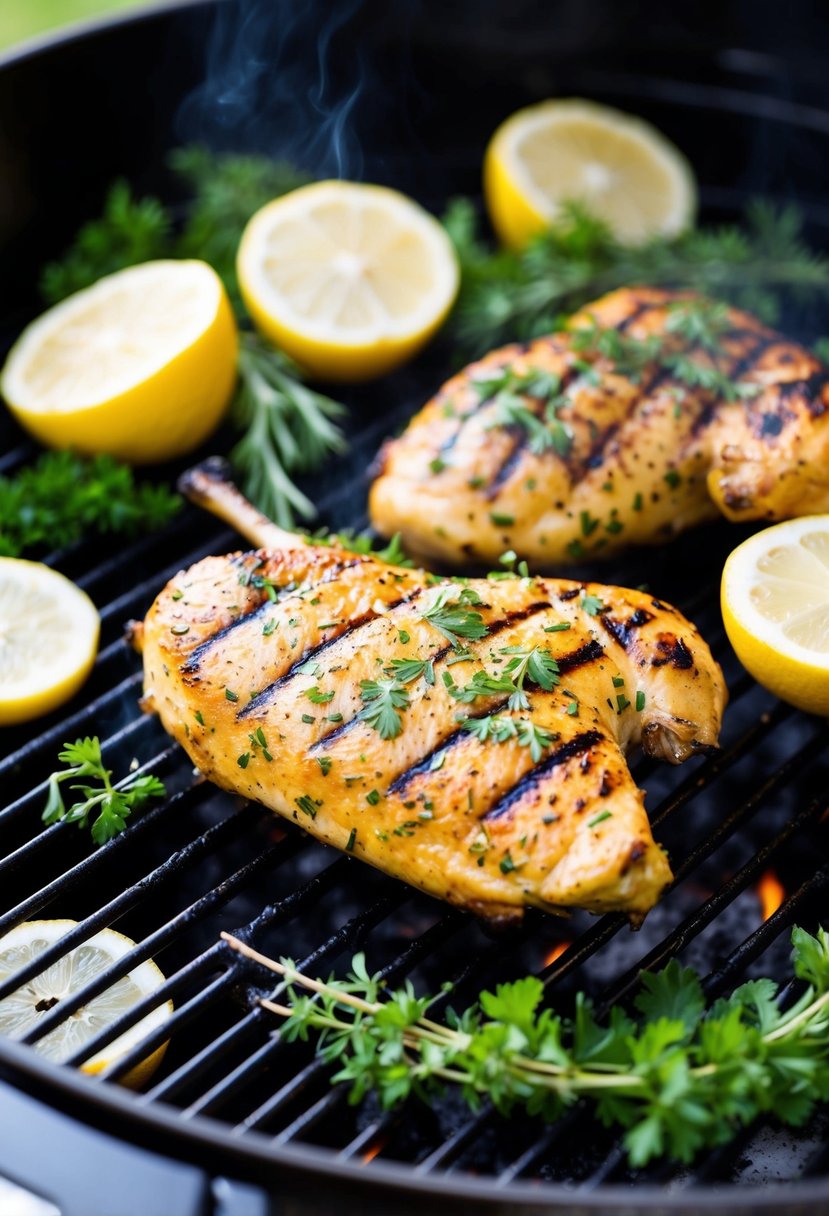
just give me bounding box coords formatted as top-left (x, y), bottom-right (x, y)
top-left (483, 730), bottom-right (603, 821)
top-left (652, 635), bottom-right (694, 670)
top-left (181, 557), bottom-right (368, 675)
top-left (759, 413), bottom-right (784, 437)
top-left (559, 588), bottom-right (581, 601)
top-left (387, 699), bottom-right (512, 795)
top-left (779, 371), bottom-right (829, 419)
top-left (601, 609), bottom-right (653, 651)
top-left (238, 586), bottom-right (424, 719)
top-left (556, 638), bottom-right (604, 673)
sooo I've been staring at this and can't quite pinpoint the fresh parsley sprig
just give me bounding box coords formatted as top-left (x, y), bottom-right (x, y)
top-left (42, 738), bottom-right (166, 845)
top-left (461, 714), bottom-right (557, 761)
top-left (445, 646), bottom-right (560, 712)
top-left (421, 586), bottom-right (489, 649)
top-left (0, 451), bottom-right (180, 559)
top-left (358, 678), bottom-right (411, 741)
top-left (226, 924), bottom-right (829, 1169)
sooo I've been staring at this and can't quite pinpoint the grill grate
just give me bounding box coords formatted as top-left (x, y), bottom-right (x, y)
top-left (2, 84), bottom-right (829, 1201)
top-left (1, 373), bottom-right (828, 1204)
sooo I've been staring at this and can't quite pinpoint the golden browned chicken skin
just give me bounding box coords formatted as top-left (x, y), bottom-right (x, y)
top-left (369, 287), bottom-right (829, 567)
top-left (138, 466), bottom-right (727, 925)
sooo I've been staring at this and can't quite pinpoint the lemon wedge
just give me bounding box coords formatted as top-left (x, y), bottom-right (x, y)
top-left (0, 558), bottom-right (99, 726)
top-left (0, 920), bottom-right (172, 1089)
top-left (237, 181), bottom-right (459, 381)
top-left (721, 517), bottom-right (829, 716)
top-left (1, 260), bottom-right (238, 464)
top-left (484, 98), bottom-right (696, 249)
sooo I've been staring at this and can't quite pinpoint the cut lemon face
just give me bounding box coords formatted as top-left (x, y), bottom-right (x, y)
top-left (237, 181), bottom-right (459, 381)
top-left (0, 558), bottom-right (99, 726)
top-left (484, 98), bottom-right (697, 249)
top-left (0, 920), bottom-right (172, 1090)
top-left (721, 517), bottom-right (829, 716)
top-left (1, 260), bottom-right (238, 464)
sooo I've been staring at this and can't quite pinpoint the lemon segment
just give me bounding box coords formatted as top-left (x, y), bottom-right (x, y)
top-left (0, 920), bottom-right (172, 1089)
top-left (0, 558), bottom-right (99, 726)
top-left (484, 98), bottom-right (697, 249)
top-left (721, 517), bottom-right (829, 716)
top-left (1, 260), bottom-right (238, 464)
top-left (237, 181), bottom-right (460, 381)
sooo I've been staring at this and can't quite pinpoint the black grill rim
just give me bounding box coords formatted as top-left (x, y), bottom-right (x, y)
top-left (4, 1033), bottom-right (829, 1215)
top-left (2, 3), bottom-right (829, 1211)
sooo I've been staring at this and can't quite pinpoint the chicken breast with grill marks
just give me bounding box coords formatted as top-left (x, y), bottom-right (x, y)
top-left (138, 466), bottom-right (727, 924)
top-left (369, 287), bottom-right (829, 567)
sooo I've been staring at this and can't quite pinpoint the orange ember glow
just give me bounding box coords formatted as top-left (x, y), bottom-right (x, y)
top-left (757, 870), bottom-right (785, 922)
top-left (361, 1139), bottom-right (386, 1165)
top-left (543, 941), bottom-right (571, 967)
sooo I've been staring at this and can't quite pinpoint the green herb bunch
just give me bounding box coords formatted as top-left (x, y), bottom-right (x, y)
top-left (0, 451), bottom-right (180, 558)
top-left (445, 197), bottom-right (829, 357)
top-left (225, 925), bottom-right (829, 1168)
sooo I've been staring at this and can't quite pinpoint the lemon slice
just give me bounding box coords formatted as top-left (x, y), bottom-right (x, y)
top-left (237, 181), bottom-right (459, 381)
top-left (0, 558), bottom-right (99, 726)
top-left (484, 98), bottom-right (697, 249)
top-left (1, 260), bottom-right (238, 464)
top-left (721, 517), bottom-right (829, 716)
top-left (0, 920), bottom-right (172, 1089)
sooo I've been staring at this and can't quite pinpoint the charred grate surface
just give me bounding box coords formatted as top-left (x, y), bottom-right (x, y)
top-left (3, 51), bottom-right (829, 1201)
top-left (1, 386), bottom-right (827, 1205)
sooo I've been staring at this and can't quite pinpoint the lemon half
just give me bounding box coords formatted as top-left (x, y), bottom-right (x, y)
top-left (0, 558), bottom-right (99, 726)
top-left (237, 180), bottom-right (460, 381)
top-left (1, 260), bottom-right (238, 464)
top-left (484, 98), bottom-right (697, 249)
top-left (721, 517), bottom-right (829, 716)
top-left (0, 920), bottom-right (172, 1089)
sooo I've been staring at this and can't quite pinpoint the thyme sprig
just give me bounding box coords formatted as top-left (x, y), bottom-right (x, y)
top-left (224, 924), bottom-right (829, 1169)
top-left (445, 197), bottom-right (829, 356)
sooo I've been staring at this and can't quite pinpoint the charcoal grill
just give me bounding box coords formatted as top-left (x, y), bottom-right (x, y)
top-left (1, 2), bottom-right (829, 1213)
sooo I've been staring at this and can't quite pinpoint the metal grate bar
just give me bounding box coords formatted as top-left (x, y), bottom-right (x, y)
top-left (0, 788), bottom-right (251, 1008)
top-left (0, 776), bottom-right (204, 936)
top-left (0, 730), bottom-right (174, 840)
top-left (216, 909), bottom-right (464, 1123)
top-left (409, 707), bottom-right (819, 1175)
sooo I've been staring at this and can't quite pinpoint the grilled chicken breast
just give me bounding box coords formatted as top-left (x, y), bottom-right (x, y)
top-left (139, 468), bottom-right (726, 924)
top-left (370, 287), bottom-right (829, 566)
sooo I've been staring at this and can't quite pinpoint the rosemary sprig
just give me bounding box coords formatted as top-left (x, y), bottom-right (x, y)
top-left (224, 924), bottom-right (829, 1169)
top-left (445, 197), bottom-right (829, 356)
top-left (231, 333), bottom-right (347, 528)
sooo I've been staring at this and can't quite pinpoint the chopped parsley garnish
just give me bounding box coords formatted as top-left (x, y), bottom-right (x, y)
top-left (581, 593), bottom-right (604, 616)
top-left (263, 618), bottom-right (278, 636)
top-left (224, 688), bottom-right (239, 702)
top-left (237, 752), bottom-right (250, 769)
top-left (306, 686), bottom-right (335, 703)
top-left (386, 657), bottom-right (435, 685)
top-left (345, 827), bottom-right (357, 851)
top-left (366, 789), bottom-right (381, 806)
top-left (359, 678), bottom-right (411, 740)
top-left (421, 586), bottom-right (488, 649)
top-left (544, 621), bottom-right (571, 632)
top-left (587, 810), bottom-right (613, 828)
top-left (317, 756), bottom-right (332, 776)
top-left (461, 715), bottom-right (558, 762)
top-left (490, 512), bottom-right (515, 527)
top-left (636, 690), bottom-right (646, 712)
top-left (663, 469), bottom-right (682, 489)
top-left (295, 794), bottom-right (321, 819)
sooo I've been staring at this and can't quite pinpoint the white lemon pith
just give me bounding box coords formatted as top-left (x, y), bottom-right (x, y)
top-left (0, 260), bottom-right (238, 463)
top-left (0, 920), bottom-right (172, 1089)
top-left (484, 98), bottom-right (696, 249)
top-left (721, 517), bottom-right (829, 716)
top-left (0, 558), bottom-right (99, 725)
top-left (237, 181), bottom-right (460, 381)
